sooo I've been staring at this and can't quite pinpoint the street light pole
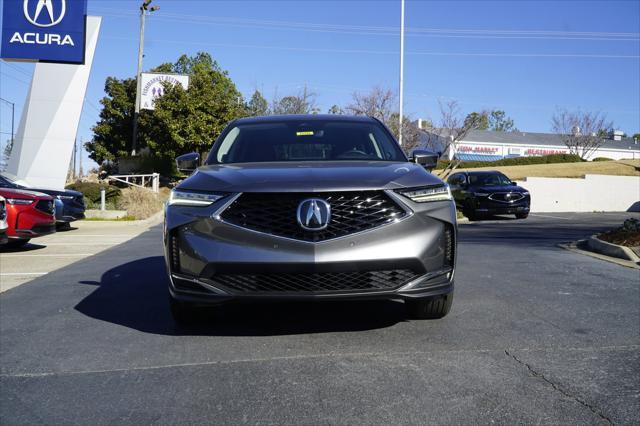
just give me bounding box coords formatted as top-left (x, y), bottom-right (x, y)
top-left (131, 0), bottom-right (159, 156)
top-left (398, 0), bottom-right (405, 147)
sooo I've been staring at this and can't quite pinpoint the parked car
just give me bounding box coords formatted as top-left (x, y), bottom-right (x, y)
top-left (0, 196), bottom-right (8, 245)
top-left (447, 171), bottom-right (530, 220)
top-left (164, 115), bottom-right (457, 324)
top-left (0, 188), bottom-right (56, 248)
top-left (0, 174), bottom-right (85, 227)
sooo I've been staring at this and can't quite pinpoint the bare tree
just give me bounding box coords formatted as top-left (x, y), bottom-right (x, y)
top-left (345, 87), bottom-right (421, 151)
top-left (551, 109), bottom-right (612, 160)
top-left (271, 85), bottom-right (319, 115)
top-left (388, 113), bottom-right (421, 152)
top-left (421, 100), bottom-right (487, 178)
top-left (345, 86), bottom-right (396, 123)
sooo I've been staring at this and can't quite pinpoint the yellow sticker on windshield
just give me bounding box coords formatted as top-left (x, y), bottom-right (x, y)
top-left (296, 131), bottom-right (314, 136)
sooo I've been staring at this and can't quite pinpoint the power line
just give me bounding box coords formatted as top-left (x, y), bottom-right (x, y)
top-left (103, 35), bottom-right (640, 59)
top-left (0, 71), bottom-right (30, 85)
top-left (92, 8), bottom-right (640, 42)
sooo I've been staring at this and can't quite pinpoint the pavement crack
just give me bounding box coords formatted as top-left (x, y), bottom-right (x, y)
top-left (504, 349), bottom-right (613, 425)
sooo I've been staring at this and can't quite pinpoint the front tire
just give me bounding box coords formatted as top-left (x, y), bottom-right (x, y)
top-left (169, 295), bottom-right (199, 325)
top-left (406, 293), bottom-right (453, 319)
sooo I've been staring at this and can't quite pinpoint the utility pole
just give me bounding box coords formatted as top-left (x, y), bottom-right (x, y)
top-left (0, 97), bottom-right (15, 147)
top-left (73, 138), bottom-right (77, 180)
top-left (398, 0), bottom-right (405, 146)
top-left (79, 137), bottom-right (83, 178)
top-left (131, 0), bottom-right (159, 156)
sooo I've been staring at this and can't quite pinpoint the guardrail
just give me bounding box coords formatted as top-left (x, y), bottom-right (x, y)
top-left (107, 173), bottom-right (160, 193)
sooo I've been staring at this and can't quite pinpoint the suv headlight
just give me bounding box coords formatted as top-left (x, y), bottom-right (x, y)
top-left (6, 198), bottom-right (34, 205)
top-left (168, 190), bottom-right (226, 207)
top-left (397, 184), bottom-right (452, 203)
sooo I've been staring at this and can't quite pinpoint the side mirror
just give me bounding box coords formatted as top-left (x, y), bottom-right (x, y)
top-left (176, 152), bottom-right (200, 173)
top-left (411, 149), bottom-right (439, 171)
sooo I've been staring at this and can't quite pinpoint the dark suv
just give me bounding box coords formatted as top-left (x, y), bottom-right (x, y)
top-left (447, 171), bottom-right (530, 220)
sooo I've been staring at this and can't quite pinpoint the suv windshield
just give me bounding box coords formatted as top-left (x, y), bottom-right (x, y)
top-left (468, 173), bottom-right (512, 186)
top-left (208, 119), bottom-right (406, 164)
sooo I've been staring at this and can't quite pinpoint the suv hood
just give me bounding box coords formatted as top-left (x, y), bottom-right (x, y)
top-left (472, 185), bottom-right (528, 193)
top-left (180, 161), bottom-right (444, 192)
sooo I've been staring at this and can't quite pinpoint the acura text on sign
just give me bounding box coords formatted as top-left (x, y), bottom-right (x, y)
top-left (1, 0), bottom-right (87, 64)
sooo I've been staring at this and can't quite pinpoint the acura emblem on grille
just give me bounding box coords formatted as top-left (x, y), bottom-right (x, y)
top-left (297, 198), bottom-right (331, 231)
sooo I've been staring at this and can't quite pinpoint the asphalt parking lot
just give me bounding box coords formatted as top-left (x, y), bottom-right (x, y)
top-left (0, 217), bottom-right (161, 293)
top-left (1, 212), bottom-right (638, 424)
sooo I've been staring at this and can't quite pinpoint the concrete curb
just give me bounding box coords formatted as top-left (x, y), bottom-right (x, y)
top-left (587, 235), bottom-right (640, 262)
top-left (80, 209), bottom-right (164, 228)
top-left (559, 241), bottom-right (640, 270)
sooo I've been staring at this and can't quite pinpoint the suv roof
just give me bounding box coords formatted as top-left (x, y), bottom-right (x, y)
top-left (233, 114), bottom-right (379, 125)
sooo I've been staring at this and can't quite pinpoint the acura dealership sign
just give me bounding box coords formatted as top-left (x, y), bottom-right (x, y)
top-left (1, 0), bottom-right (87, 63)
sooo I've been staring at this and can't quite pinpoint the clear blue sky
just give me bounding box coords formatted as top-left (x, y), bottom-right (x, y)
top-left (1, 0), bottom-right (639, 170)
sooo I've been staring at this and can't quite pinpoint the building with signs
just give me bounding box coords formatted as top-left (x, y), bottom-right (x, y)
top-left (419, 128), bottom-right (640, 162)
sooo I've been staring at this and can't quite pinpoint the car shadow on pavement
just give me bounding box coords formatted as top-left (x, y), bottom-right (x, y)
top-left (0, 243), bottom-right (46, 252)
top-left (74, 256), bottom-right (406, 337)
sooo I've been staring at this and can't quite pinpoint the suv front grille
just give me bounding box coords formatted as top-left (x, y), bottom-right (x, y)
top-left (488, 192), bottom-right (525, 203)
top-left (219, 191), bottom-right (407, 242)
top-left (35, 200), bottom-right (54, 215)
top-left (207, 269), bottom-right (419, 294)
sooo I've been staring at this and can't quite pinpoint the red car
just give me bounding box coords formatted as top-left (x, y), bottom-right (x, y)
top-left (0, 188), bottom-right (56, 248)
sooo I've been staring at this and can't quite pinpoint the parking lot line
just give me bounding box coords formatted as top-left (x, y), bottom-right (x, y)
top-left (40, 242), bottom-right (122, 246)
top-left (530, 213), bottom-right (572, 220)
top-left (0, 272), bottom-right (48, 276)
top-left (44, 234), bottom-right (138, 238)
top-left (0, 254), bottom-right (92, 258)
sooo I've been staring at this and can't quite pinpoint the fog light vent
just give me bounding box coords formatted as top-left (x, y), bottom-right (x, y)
top-left (444, 226), bottom-right (454, 267)
top-left (170, 234), bottom-right (181, 272)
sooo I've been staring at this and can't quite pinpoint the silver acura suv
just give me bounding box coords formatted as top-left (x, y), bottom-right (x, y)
top-left (164, 115), bottom-right (457, 324)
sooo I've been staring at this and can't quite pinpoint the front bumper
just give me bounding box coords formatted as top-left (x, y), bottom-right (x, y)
top-left (470, 197), bottom-right (530, 215)
top-left (165, 191), bottom-right (457, 306)
top-left (56, 203), bottom-right (85, 223)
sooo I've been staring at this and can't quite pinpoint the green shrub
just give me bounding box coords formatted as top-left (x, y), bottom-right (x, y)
top-left (435, 154), bottom-right (583, 170)
top-left (66, 182), bottom-right (122, 208)
top-left (592, 157), bottom-right (613, 162)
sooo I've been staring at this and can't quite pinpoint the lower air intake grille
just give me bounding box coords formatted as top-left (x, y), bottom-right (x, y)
top-left (219, 191), bottom-right (407, 242)
top-left (208, 269), bottom-right (419, 294)
top-left (35, 200), bottom-right (54, 215)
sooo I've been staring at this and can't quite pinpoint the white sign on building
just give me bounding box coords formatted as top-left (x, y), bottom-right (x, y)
top-left (140, 72), bottom-right (189, 110)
